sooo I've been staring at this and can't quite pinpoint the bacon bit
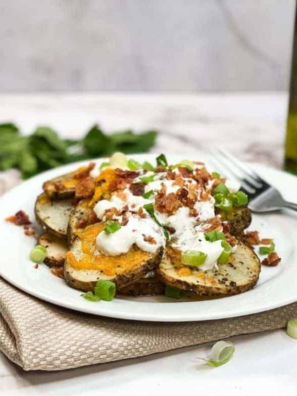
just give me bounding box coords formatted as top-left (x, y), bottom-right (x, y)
top-left (75, 177), bottom-right (95, 200)
top-left (115, 169), bottom-right (139, 179)
top-left (202, 217), bottom-right (222, 232)
top-left (121, 213), bottom-right (129, 226)
top-left (115, 191), bottom-right (127, 201)
top-left (178, 166), bottom-right (192, 178)
top-left (222, 222), bottom-right (230, 234)
top-left (245, 230), bottom-right (260, 245)
top-left (130, 183), bottom-right (145, 196)
top-left (166, 170), bottom-right (176, 180)
top-left (262, 252), bottom-right (281, 267)
top-left (165, 226), bottom-right (176, 234)
top-left (198, 167), bottom-right (211, 183)
top-left (173, 176), bottom-right (184, 188)
top-left (200, 190), bottom-right (211, 201)
top-left (6, 210), bottom-right (31, 226)
top-left (105, 207), bottom-right (120, 220)
top-left (24, 227), bottom-right (35, 236)
top-left (225, 234), bottom-right (237, 247)
top-left (260, 238), bottom-right (274, 245)
top-left (189, 208), bottom-right (198, 217)
top-left (76, 211), bottom-right (97, 229)
top-left (51, 267), bottom-right (64, 279)
top-left (155, 191), bottom-right (182, 215)
top-left (34, 264), bottom-right (39, 269)
top-left (154, 166), bottom-right (166, 173)
top-left (144, 235), bottom-right (157, 244)
top-left (74, 162), bottom-right (95, 179)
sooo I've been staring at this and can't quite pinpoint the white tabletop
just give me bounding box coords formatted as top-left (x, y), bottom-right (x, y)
top-left (1, 92), bottom-right (296, 396)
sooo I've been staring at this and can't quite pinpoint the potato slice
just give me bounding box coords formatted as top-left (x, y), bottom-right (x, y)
top-left (38, 233), bottom-right (68, 267)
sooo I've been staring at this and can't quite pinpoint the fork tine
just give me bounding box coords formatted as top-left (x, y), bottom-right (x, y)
top-left (213, 156), bottom-right (257, 195)
top-left (218, 148), bottom-right (265, 186)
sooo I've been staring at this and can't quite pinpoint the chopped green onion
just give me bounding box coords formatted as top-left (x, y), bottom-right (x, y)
top-left (94, 280), bottom-right (116, 301)
top-left (165, 285), bottom-right (182, 299)
top-left (127, 159), bottom-right (142, 170)
top-left (229, 191), bottom-right (248, 207)
top-left (199, 341), bottom-right (235, 367)
top-left (181, 250), bottom-right (207, 267)
top-left (212, 182), bottom-right (229, 196)
top-left (142, 190), bottom-right (155, 199)
top-left (140, 175), bottom-right (156, 184)
top-left (143, 203), bottom-right (170, 241)
top-left (100, 161), bottom-right (110, 170)
top-left (211, 172), bottom-right (220, 179)
top-left (82, 291), bottom-right (101, 302)
top-left (287, 318), bottom-right (297, 339)
top-left (218, 241), bottom-right (232, 264)
top-left (156, 154), bottom-right (168, 168)
top-left (205, 231), bottom-right (226, 242)
top-left (259, 242), bottom-right (275, 255)
top-left (109, 152), bottom-right (128, 168)
top-left (214, 194), bottom-right (233, 212)
top-left (30, 245), bottom-right (47, 264)
top-left (172, 160), bottom-right (195, 171)
top-left (104, 221), bottom-right (121, 235)
top-left (142, 161), bottom-right (155, 171)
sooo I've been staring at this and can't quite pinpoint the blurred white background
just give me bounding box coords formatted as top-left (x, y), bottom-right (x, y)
top-left (0, 0), bottom-right (295, 92)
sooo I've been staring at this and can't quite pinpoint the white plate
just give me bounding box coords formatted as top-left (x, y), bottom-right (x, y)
top-left (0, 154), bottom-right (296, 322)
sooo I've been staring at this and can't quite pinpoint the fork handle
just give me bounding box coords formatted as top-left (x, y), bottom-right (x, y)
top-left (284, 201), bottom-right (297, 211)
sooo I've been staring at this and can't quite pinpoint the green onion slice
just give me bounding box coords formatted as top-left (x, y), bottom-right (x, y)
top-left (259, 242), bottom-right (275, 255)
top-left (165, 285), bottom-right (182, 299)
top-left (172, 160), bottom-right (195, 171)
top-left (127, 159), bottom-right (142, 170)
top-left (94, 280), bottom-right (116, 301)
top-left (143, 203), bottom-right (170, 241)
top-left (205, 231), bottom-right (226, 242)
top-left (199, 341), bottom-right (235, 367)
top-left (229, 191), bottom-right (248, 207)
top-left (287, 318), bottom-right (297, 339)
top-left (142, 161), bottom-right (155, 171)
top-left (214, 194), bottom-right (233, 212)
top-left (104, 220), bottom-right (121, 235)
top-left (211, 172), bottom-right (220, 179)
top-left (140, 174), bottom-right (156, 184)
top-left (30, 245), bottom-right (47, 264)
top-left (212, 182), bottom-right (229, 196)
top-left (100, 161), bottom-right (110, 170)
top-left (82, 292), bottom-right (101, 302)
top-left (218, 241), bottom-right (232, 264)
top-left (181, 250), bottom-right (207, 267)
top-left (142, 190), bottom-right (155, 199)
top-left (156, 154), bottom-right (168, 168)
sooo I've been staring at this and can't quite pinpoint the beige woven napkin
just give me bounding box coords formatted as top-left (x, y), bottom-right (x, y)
top-left (1, 278), bottom-right (296, 371)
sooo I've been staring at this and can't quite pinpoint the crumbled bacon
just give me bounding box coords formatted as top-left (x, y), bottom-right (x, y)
top-left (137, 207), bottom-right (147, 218)
top-left (74, 162), bottom-right (95, 179)
top-left (121, 213), bottom-right (129, 226)
top-left (178, 166), bottom-right (192, 178)
top-left (130, 183), bottom-right (145, 196)
top-left (105, 207), bottom-right (120, 220)
top-left (155, 166), bottom-right (166, 173)
top-left (24, 227), bottom-right (35, 236)
top-left (75, 176), bottom-right (95, 199)
top-left (260, 238), bottom-right (273, 245)
top-left (172, 176), bottom-right (184, 188)
top-left (155, 191), bottom-right (182, 215)
top-left (245, 230), bottom-right (260, 245)
top-left (51, 267), bottom-right (64, 279)
top-left (166, 170), bottom-right (176, 180)
top-left (6, 210), bottom-right (31, 226)
top-left (144, 235), bottom-right (157, 244)
top-left (262, 252), bottom-right (281, 267)
top-left (200, 190), bottom-right (211, 202)
top-left (197, 167), bottom-right (211, 183)
top-left (109, 169), bottom-right (140, 192)
top-left (202, 217), bottom-right (222, 232)
top-left (115, 169), bottom-right (139, 179)
top-left (225, 234), bottom-right (237, 247)
top-left (75, 210), bottom-right (97, 229)
top-left (222, 222), bottom-right (230, 234)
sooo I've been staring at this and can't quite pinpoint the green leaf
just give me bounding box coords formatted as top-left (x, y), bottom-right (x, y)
top-left (0, 155), bottom-right (20, 170)
top-left (19, 151), bottom-right (38, 174)
top-left (0, 123), bottom-right (19, 135)
top-left (83, 125), bottom-right (111, 156)
top-left (110, 130), bottom-right (139, 144)
top-left (116, 131), bottom-right (157, 154)
top-left (33, 126), bottom-right (66, 152)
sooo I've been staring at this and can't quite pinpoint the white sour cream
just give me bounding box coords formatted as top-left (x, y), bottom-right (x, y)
top-left (96, 215), bottom-right (165, 256)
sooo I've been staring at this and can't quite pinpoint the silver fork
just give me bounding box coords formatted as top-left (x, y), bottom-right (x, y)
top-left (213, 149), bottom-right (297, 213)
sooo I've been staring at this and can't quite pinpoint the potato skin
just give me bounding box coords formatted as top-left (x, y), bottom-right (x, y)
top-left (43, 172), bottom-right (77, 199)
top-left (38, 233), bottom-right (68, 268)
top-left (217, 206), bottom-right (252, 237)
top-left (118, 277), bottom-right (165, 297)
top-left (64, 247), bottom-right (164, 292)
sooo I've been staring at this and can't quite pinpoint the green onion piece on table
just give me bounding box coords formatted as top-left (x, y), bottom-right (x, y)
top-left (259, 242), bottom-right (275, 255)
top-left (94, 280), bottom-right (116, 301)
top-left (82, 292), bottom-right (101, 302)
top-left (165, 285), bottom-right (182, 299)
top-left (198, 341), bottom-right (235, 367)
top-left (218, 241), bottom-right (232, 264)
top-left (181, 250), bottom-right (207, 267)
top-left (30, 245), bottom-right (47, 264)
top-left (287, 318), bottom-right (297, 339)
top-left (104, 221), bottom-right (121, 235)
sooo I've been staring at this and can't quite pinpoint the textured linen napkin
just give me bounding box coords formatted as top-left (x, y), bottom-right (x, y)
top-left (0, 170), bottom-right (296, 371)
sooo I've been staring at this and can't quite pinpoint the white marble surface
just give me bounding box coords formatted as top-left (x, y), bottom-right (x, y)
top-left (0, 1), bottom-right (294, 92)
top-left (1, 92), bottom-right (297, 395)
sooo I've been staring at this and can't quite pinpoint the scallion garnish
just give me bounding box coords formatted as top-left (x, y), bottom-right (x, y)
top-left (30, 245), bottom-right (47, 264)
top-left (143, 203), bottom-right (170, 240)
top-left (100, 161), bottom-right (110, 170)
top-left (156, 154), bottom-right (168, 168)
top-left (140, 174), bottom-right (156, 184)
top-left (104, 220), bottom-right (121, 235)
top-left (211, 172), bottom-right (220, 179)
top-left (205, 231), bottom-right (226, 242)
top-left (181, 250), bottom-right (207, 267)
top-left (94, 280), bottom-right (116, 301)
top-left (229, 191), bottom-right (248, 207)
top-left (127, 159), bottom-right (142, 170)
top-left (287, 318), bottom-right (297, 339)
top-left (214, 194), bottom-right (233, 212)
top-left (172, 160), bottom-right (195, 171)
top-left (218, 241), bottom-right (232, 264)
top-left (142, 161), bottom-right (155, 171)
top-left (259, 242), bottom-right (275, 255)
top-left (198, 341), bottom-right (235, 367)
top-left (212, 182), bottom-right (229, 196)
top-left (142, 190), bottom-right (155, 199)
top-left (82, 291), bottom-right (101, 302)
top-left (165, 285), bottom-right (182, 299)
